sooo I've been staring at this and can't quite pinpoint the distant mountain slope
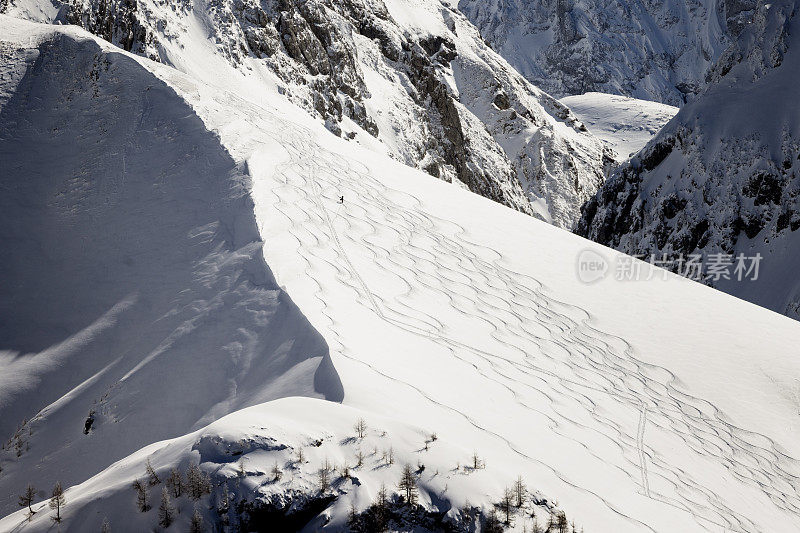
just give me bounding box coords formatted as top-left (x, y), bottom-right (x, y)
top-left (577, 0), bottom-right (800, 320)
top-left (0, 18), bottom-right (341, 516)
top-left (458, 0), bottom-right (757, 106)
top-left (560, 92), bottom-right (678, 161)
top-left (4, 16), bottom-right (800, 533)
top-left (1, 0), bottom-right (614, 228)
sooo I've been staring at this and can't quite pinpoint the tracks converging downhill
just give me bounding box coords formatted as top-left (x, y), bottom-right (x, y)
top-left (189, 85), bottom-right (800, 532)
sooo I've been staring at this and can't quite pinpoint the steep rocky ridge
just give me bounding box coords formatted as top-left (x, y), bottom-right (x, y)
top-left (2, 0), bottom-right (614, 227)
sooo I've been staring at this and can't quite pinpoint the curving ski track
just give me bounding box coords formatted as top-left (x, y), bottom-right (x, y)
top-left (186, 86), bottom-right (800, 532)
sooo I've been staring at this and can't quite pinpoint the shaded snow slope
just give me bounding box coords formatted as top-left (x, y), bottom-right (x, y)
top-left (3, 14), bottom-right (800, 533)
top-left (560, 93), bottom-right (678, 162)
top-left (0, 17), bottom-right (341, 517)
top-left (458, 0), bottom-right (757, 106)
top-left (578, 0), bottom-right (800, 321)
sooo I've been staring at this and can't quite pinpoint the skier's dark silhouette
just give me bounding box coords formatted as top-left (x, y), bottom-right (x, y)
top-left (339, 196), bottom-right (344, 204)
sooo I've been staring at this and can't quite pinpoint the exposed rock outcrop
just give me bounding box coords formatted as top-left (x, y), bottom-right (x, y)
top-left (3, 0), bottom-right (612, 226)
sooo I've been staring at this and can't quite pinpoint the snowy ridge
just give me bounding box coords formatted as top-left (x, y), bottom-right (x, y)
top-left (458, 0), bottom-right (757, 106)
top-left (577, 0), bottom-right (800, 320)
top-left (247, 101), bottom-right (800, 530)
top-left (0, 0), bottom-right (614, 228)
top-left (0, 15), bottom-right (341, 519)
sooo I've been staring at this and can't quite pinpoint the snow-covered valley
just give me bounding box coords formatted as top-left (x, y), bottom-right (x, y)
top-left (559, 93), bottom-right (678, 163)
top-left (2, 10), bottom-right (800, 532)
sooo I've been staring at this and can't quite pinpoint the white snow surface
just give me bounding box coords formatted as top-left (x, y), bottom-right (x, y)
top-left (0, 13), bottom-right (342, 519)
top-left (2, 14), bottom-right (800, 533)
top-left (560, 93), bottom-right (678, 162)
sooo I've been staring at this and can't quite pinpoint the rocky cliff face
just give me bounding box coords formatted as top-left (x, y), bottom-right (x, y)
top-left (459, 0), bottom-right (758, 106)
top-left (577, 0), bottom-right (800, 319)
top-left (3, 0), bottom-right (613, 228)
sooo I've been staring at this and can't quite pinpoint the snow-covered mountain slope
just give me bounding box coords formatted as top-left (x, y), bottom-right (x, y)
top-left (560, 93), bottom-right (678, 162)
top-left (577, 0), bottom-right (800, 321)
top-left (0, 15), bottom-right (342, 518)
top-left (4, 15), bottom-right (800, 533)
top-left (458, 0), bottom-right (757, 106)
top-left (1, 0), bottom-right (614, 229)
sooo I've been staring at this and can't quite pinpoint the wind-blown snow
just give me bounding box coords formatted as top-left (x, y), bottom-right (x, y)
top-left (2, 12), bottom-right (800, 533)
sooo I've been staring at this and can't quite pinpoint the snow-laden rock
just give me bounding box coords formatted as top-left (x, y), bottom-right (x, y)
top-left (458, 0), bottom-right (758, 106)
top-left (2, 0), bottom-right (613, 228)
top-left (0, 399), bottom-right (570, 532)
top-left (577, 0), bottom-right (800, 320)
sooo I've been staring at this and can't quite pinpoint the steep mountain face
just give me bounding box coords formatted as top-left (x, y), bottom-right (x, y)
top-left (2, 0), bottom-right (613, 228)
top-left (458, 0), bottom-right (757, 106)
top-left (577, 0), bottom-right (800, 320)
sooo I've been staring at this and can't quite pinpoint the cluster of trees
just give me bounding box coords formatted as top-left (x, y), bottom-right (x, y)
top-left (354, 418), bottom-right (368, 439)
top-left (16, 481), bottom-right (66, 524)
top-left (318, 459), bottom-right (332, 492)
top-left (398, 464), bottom-right (417, 505)
top-left (346, 462), bottom-right (420, 531)
top-left (488, 477), bottom-right (579, 533)
top-left (11, 416), bottom-right (582, 533)
top-left (348, 483), bottom-right (391, 532)
top-left (482, 504), bottom-right (573, 533)
top-left (130, 459), bottom-right (213, 530)
top-left (3, 418), bottom-right (31, 462)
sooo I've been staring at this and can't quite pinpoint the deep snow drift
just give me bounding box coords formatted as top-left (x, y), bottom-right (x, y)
top-left (3, 14), bottom-right (800, 533)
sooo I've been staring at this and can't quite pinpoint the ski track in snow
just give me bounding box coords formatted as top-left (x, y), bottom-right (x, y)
top-left (637, 401), bottom-right (651, 498)
top-left (167, 81), bottom-right (800, 531)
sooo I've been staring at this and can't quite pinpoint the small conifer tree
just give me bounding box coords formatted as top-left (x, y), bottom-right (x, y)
top-left (158, 487), bottom-right (174, 528)
top-left (49, 482), bottom-right (66, 523)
